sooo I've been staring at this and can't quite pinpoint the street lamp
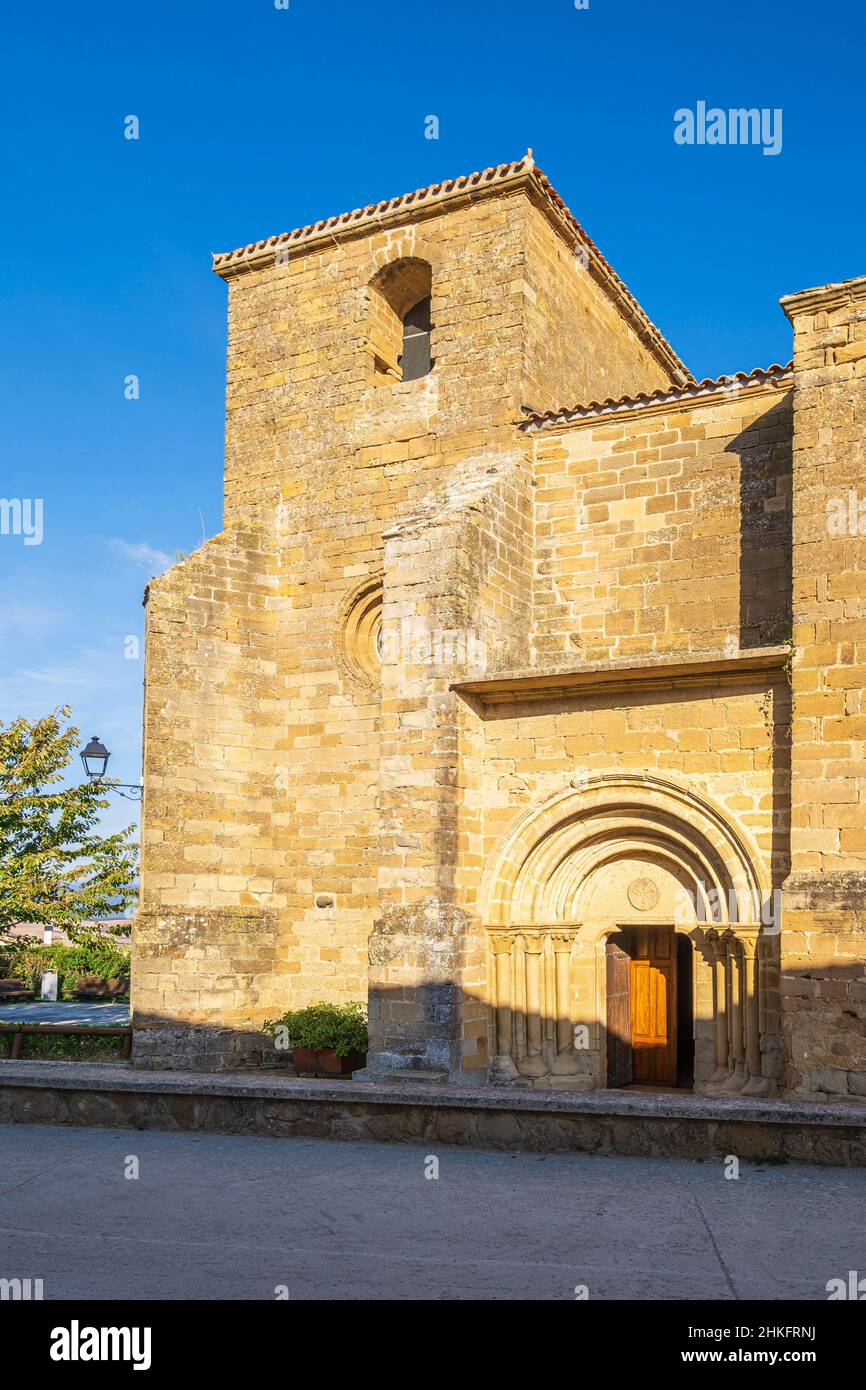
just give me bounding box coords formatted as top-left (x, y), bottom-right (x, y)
top-left (80, 736), bottom-right (110, 781)
top-left (80, 736), bottom-right (143, 800)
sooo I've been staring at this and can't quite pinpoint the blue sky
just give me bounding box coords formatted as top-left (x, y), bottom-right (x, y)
top-left (1, 0), bottom-right (863, 838)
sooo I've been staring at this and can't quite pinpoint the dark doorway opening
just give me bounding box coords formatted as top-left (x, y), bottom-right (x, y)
top-left (676, 933), bottom-right (695, 1088)
top-left (606, 926), bottom-right (694, 1090)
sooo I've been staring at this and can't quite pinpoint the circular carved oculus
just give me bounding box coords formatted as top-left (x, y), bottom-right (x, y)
top-left (337, 577), bottom-right (383, 687)
top-left (627, 877), bottom-right (659, 911)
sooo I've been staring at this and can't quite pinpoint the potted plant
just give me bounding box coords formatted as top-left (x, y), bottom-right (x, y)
top-left (263, 1001), bottom-right (368, 1077)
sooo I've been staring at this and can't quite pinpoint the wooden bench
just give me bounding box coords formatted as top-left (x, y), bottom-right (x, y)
top-left (0, 979), bottom-right (33, 1002)
top-left (72, 976), bottom-right (129, 1000)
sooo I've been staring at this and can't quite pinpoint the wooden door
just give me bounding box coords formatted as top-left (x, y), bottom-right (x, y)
top-left (606, 937), bottom-right (632, 1087)
top-left (629, 925), bottom-right (677, 1085)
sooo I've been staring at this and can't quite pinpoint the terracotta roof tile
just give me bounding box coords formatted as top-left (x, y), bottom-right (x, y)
top-left (212, 156), bottom-right (534, 271)
top-left (211, 152), bottom-right (690, 382)
top-left (522, 362), bottom-right (793, 428)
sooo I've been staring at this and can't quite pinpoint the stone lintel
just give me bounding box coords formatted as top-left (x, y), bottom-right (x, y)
top-left (453, 647), bottom-right (788, 711)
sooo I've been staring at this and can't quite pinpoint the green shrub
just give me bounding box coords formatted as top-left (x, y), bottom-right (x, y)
top-left (0, 1031), bottom-right (124, 1061)
top-left (0, 931), bottom-right (130, 999)
top-left (263, 1001), bottom-right (368, 1057)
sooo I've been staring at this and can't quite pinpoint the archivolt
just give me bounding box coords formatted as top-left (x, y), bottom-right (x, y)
top-left (480, 774), bottom-right (766, 927)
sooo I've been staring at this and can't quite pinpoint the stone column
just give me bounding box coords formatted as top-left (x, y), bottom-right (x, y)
top-left (513, 933), bottom-right (527, 1064)
top-left (548, 931), bottom-right (581, 1078)
top-left (520, 934), bottom-right (547, 1077)
top-left (708, 932), bottom-right (731, 1084)
top-left (543, 944), bottom-right (557, 1055)
top-left (552, 934), bottom-right (574, 1054)
top-left (737, 927), bottom-right (771, 1097)
top-left (489, 934), bottom-right (518, 1082)
top-left (723, 932), bottom-right (747, 1091)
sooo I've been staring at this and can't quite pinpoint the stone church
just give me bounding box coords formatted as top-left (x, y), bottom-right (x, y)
top-left (134, 154), bottom-right (866, 1102)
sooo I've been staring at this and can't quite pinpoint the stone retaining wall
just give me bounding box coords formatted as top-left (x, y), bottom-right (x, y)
top-left (2, 1063), bottom-right (866, 1167)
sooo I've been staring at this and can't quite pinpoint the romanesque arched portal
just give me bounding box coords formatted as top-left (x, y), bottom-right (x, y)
top-left (480, 775), bottom-right (778, 1095)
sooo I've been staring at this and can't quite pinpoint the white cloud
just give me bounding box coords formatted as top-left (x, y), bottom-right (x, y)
top-left (110, 539), bottom-right (174, 574)
top-left (18, 662), bottom-right (101, 687)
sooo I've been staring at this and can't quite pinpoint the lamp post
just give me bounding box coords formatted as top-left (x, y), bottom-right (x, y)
top-left (80, 737), bottom-right (143, 801)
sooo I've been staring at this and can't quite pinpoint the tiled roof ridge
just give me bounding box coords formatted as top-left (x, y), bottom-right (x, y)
top-left (212, 155), bottom-right (534, 270)
top-left (527, 166), bottom-right (689, 381)
top-left (209, 151), bottom-right (689, 381)
top-left (522, 361), bottom-right (793, 428)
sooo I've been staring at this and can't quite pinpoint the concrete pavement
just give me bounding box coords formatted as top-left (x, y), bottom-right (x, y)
top-left (1, 1123), bottom-right (865, 1299)
top-left (0, 1002), bottom-right (129, 1025)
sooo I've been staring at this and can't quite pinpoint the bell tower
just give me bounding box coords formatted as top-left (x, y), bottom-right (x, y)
top-left (135, 156), bottom-right (687, 1073)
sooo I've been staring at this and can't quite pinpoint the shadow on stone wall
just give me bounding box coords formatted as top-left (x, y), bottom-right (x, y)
top-left (131, 1013), bottom-right (282, 1072)
top-left (770, 679), bottom-right (792, 890)
top-left (129, 946), bottom-right (866, 1103)
top-left (364, 959), bottom-right (701, 1091)
top-left (730, 394), bottom-right (793, 649)
top-left (130, 991), bottom-right (491, 1078)
top-left (130, 982), bottom-right (685, 1095)
top-left (781, 961), bottom-right (866, 1099)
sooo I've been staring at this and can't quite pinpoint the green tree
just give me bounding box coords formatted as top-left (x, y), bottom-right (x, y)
top-left (0, 708), bottom-right (138, 932)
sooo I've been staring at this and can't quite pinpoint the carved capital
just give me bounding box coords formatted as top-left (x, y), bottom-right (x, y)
top-left (728, 925), bottom-right (762, 958)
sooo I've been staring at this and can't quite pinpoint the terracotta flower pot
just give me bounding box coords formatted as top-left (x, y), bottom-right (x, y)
top-left (291, 1047), bottom-right (366, 1077)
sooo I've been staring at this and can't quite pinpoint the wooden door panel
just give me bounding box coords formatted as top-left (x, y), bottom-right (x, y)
top-left (631, 961), bottom-right (671, 1044)
top-left (630, 927), bottom-right (677, 1085)
top-left (606, 938), bottom-right (632, 1087)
